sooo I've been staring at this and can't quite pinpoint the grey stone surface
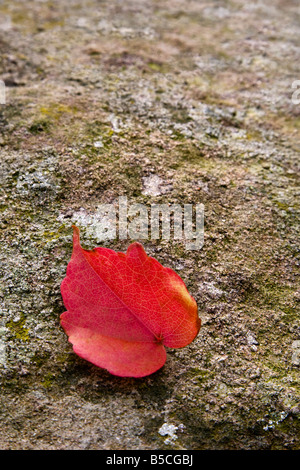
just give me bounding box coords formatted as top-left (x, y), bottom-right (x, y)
top-left (0, 0), bottom-right (299, 450)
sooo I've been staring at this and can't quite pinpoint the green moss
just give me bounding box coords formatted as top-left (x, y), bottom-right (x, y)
top-left (259, 282), bottom-right (295, 311)
top-left (31, 351), bottom-right (52, 368)
top-left (84, 120), bottom-right (112, 139)
top-left (273, 200), bottom-right (299, 212)
top-left (42, 224), bottom-right (67, 242)
top-left (147, 62), bottom-right (170, 73)
top-left (185, 367), bottom-right (214, 385)
top-left (41, 372), bottom-right (56, 389)
top-left (39, 103), bottom-right (78, 120)
top-left (175, 142), bottom-right (205, 162)
top-left (171, 130), bottom-right (186, 141)
top-left (238, 273), bottom-right (296, 317)
top-left (27, 103), bottom-right (78, 135)
top-left (40, 19), bottom-right (65, 30)
top-left (6, 315), bottom-right (29, 342)
top-left (28, 118), bottom-right (51, 134)
top-left (246, 129), bottom-right (263, 141)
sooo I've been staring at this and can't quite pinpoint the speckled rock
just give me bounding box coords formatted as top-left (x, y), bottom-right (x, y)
top-left (0, 0), bottom-right (299, 450)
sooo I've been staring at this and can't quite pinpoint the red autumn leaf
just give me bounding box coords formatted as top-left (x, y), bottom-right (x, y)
top-left (60, 226), bottom-right (201, 377)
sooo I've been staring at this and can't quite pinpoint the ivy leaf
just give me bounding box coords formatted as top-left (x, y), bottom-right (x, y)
top-left (60, 226), bottom-right (200, 377)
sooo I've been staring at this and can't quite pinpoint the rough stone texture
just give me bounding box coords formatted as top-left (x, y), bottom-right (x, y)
top-left (0, 0), bottom-right (299, 450)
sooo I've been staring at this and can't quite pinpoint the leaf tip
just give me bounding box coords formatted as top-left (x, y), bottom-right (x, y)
top-left (126, 241), bottom-right (148, 262)
top-left (72, 225), bottom-right (80, 246)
